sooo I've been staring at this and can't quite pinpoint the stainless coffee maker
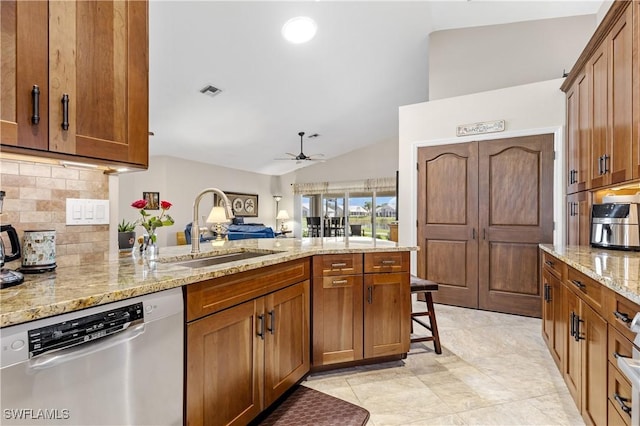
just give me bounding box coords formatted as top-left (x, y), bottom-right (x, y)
top-left (0, 191), bottom-right (24, 288)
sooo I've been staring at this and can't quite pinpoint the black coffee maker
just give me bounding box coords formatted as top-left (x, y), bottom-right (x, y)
top-left (0, 191), bottom-right (24, 288)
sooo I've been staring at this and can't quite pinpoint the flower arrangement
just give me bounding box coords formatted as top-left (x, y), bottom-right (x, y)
top-left (131, 199), bottom-right (175, 243)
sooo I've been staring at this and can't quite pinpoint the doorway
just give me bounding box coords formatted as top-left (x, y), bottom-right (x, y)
top-left (416, 134), bottom-right (554, 317)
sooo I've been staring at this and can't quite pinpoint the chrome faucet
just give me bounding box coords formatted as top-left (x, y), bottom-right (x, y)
top-left (191, 188), bottom-right (234, 254)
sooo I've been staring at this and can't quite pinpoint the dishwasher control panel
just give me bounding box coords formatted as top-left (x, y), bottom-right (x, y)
top-left (28, 302), bottom-right (144, 357)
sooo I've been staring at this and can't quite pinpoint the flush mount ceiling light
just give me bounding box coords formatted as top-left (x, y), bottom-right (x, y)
top-left (282, 16), bottom-right (317, 44)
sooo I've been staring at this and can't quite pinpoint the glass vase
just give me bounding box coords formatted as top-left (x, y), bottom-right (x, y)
top-left (140, 233), bottom-right (159, 260)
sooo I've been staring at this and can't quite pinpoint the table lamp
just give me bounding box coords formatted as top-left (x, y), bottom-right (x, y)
top-left (276, 210), bottom-right (290, 232)
top-left (207, 206), bottom-right (231, 241)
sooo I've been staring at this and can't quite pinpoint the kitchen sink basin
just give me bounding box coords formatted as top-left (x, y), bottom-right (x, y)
top-left (166, 250), bottom-right (277, 268)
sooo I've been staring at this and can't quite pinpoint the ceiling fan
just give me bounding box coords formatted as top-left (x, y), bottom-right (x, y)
top-left (275, 132), bottom-right (325, 163)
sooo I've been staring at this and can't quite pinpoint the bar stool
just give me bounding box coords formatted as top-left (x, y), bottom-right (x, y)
top-left (410, 276), bottom-right (442, 354)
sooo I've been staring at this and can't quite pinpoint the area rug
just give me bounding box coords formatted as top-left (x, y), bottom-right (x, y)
top-left (259, 385), bottom-right (370, 426)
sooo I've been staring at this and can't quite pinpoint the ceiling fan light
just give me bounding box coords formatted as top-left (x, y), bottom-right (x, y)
top-left (282, 16), bottom-right (317, 44)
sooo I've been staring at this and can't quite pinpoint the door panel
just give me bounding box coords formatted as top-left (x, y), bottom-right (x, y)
top-left (590, 44), bottom-right (609, 188)
top-left (564, 288), bottom-right (582, 408)
top-left (479, 134), bottom-right (554, 317)
top-left (264, 281), bottom-right (310, 407)
top-left (417, 143), bottom-right (479, 309)
top-left (581, 302), bottom-right (608, 426)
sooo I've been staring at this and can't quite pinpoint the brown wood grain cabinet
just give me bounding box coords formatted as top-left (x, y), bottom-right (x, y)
top-left (634, 0), bottom-right (640, 179)
top-left (0, 0), bottom-right (149, 168)
top-left (186, 259), bottom-right (310, 426)
top-left (564, 1), bottom-right (636, 191)
top-left (567, 191), bottom-right (591, 246)
top-left (312, 252), bottom-right (410, 367)
top-left (541, 254), bottom-right (565, 370)
top-left (566, 71), bottom-right (591, 194)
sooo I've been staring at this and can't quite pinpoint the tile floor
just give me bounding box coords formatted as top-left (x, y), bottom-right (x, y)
top-left (303, 303), bottom-right (585, 425)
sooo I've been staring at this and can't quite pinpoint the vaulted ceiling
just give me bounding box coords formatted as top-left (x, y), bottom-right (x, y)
top-left (148, 1), bottom-right (603, 176)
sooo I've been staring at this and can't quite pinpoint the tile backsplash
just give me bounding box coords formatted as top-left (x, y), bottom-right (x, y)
top-left (0, 158), bottom-right (110, 268)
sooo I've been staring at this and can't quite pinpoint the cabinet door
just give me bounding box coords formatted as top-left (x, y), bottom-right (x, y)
top-left (0, 0), bottom-right (48, 149)
top-left (363, 272), bottom-right (410, 358)
top-left (608, 4), bottom-right (634, 185)
top-left (567, 191), bottom-right (591, 246)
top-left (567, 73), bottom-right (590, 194)
top-left (48, 0), bottom-right (148, 166)
top-left (564, 287), bottom-right (582, 409)
top-left (264, 281), bottom-right (310, 407)
top-left (186, 299), bottom-right (264, 426)
top-left (589, 42), bottom-right (610, 188)
top-left (542, 269), bottom-right (564, 369)
top-left (312, 275), bottom-right (364, 366)
top-left (580, 302), bottom-right (608, 426)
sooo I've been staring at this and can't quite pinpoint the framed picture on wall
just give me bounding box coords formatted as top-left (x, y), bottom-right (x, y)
top-left (214, 192), bottom-right (259, 217)
top-left (143, 192), bottom-right (160, 210)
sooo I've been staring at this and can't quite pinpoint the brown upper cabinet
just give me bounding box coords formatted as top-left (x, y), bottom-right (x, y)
top-left (563, 1), bottom-right (636, 191)
top-left (0, 0), bottom-right (149, 169)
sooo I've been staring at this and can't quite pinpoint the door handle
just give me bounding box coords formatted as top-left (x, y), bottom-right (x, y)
top-left (483, 228), bottom-right (486, 240)
top-left (472, 228), bottom-right (476, 240)
top-left (603, 154), bottom-right (610, 174)
top-left (574, 314), bottom-right (584, 341)
top-left (367, 286), bottom-right (373, 304)
top-left (61, 94), bottom-right (70, 130)
top-left (31, 85), bottom-right (40, 124)
top-left (267, 310), bottom-right (275, 334)
top-left (570, 312), bottom-right (575, 338)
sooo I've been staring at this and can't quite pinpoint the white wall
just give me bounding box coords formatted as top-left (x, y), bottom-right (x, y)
top-left (289, 138), bottom-right (398, 184)
top-left (117, 156), bottom-right (276, 247)
top-left (398, 78), bottom-right (568, 270)
top-left (428, 15), bottom-right (596, 100)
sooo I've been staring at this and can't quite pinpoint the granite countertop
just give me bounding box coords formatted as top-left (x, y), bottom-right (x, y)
top-left (0, 237), bottom-right (416, 328)
top-left (540, 244), bottom-right (640, 305)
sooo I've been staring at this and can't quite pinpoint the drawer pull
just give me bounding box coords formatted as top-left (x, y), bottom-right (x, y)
top-left (570, 279), bottom-right (586, 289)
top-left (381, 260), bottom-right (396, 265)
top-left (330, 262), bottom-right (347, 268)
top-left (544, 260), bottom-right (554, 267)
top-left (331, 279), bottom-right (348, 285)
top-left (614, 352), bottom-right (627, 359)
top-left (614, 393), bottom-right (632, 414)
top-left (367, 286), bottom-right (373, 304)
top-left (614, 311), bottom-right (632, 323)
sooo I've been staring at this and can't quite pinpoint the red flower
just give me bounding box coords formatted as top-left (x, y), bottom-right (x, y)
top-left (160, 200), bottom-right (172, 210)
top-left (131, 199), bottom-right (148, 209)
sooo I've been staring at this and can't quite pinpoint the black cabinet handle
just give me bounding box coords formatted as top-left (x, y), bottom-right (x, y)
top-left (614, 393), bottom-right (632, 414)
top-left (543, 284), bottom-right (550, 302)
top-left (257, 314), bottom-right (265, 339)
top-left (545, 260), bottom-right (554, 267)
top-left (614, 352), bottom-right (626, 359)
top-left (31, 85), bottom-right (40, 124)
top-left (483, 229), bottom-right (486, 240)
top-left (61, 94), bottom-right (70, 130)
top-left (614, 311), bottom-right (632, 323)
top-left (570, 279), bottom-right (586, 290)
top-left (267, 310), bottom-right (275, 334)
top-left (367, 286), bottom-right (373, 304)
top-left (472, 228), bottom-right (476, 240)
top-left (603, 154), bottom-right (610, 174)
top-left (574, 314), bottom-right (584, 342)
top-left (570, 312), bottom-right (575, 338)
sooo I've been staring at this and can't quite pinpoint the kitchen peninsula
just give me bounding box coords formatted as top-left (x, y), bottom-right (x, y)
top-left (1, 237), bottom-right (415, 426)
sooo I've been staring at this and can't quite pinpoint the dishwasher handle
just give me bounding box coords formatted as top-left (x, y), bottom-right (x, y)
top-left (29, 322), bottom-right (146, 370)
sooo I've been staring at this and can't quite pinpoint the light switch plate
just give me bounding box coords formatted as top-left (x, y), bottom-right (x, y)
top-left (66, 199), bottom-right (110, 225)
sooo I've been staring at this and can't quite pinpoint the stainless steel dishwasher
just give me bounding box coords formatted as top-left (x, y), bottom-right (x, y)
top-left (1, 287), bottom-right (183, 426)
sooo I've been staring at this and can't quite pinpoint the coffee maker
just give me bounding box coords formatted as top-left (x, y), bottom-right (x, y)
top-left (0, 191), bottom-right (24, 288)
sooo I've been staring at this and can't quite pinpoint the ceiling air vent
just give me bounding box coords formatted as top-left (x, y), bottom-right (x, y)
top-left (200, 85), bottom-right (221, 97)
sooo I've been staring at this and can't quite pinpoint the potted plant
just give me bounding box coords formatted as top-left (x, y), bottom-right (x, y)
top-left (118, 219), bottom-right (137, 252)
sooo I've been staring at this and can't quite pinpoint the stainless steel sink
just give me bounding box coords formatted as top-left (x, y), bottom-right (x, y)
top-left (167, 251), bottom-right (276, 268)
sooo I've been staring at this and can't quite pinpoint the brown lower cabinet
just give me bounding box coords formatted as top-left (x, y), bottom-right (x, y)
top-left (312, 252), bottom-right (410, 367)
top-left (185, 259), bottom-right (310, 426)
top-left (543, 253), bottom-right (640, 426)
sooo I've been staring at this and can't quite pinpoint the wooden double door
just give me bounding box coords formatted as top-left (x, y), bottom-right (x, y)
top-left (417, 134), bottom-right (554, 317)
